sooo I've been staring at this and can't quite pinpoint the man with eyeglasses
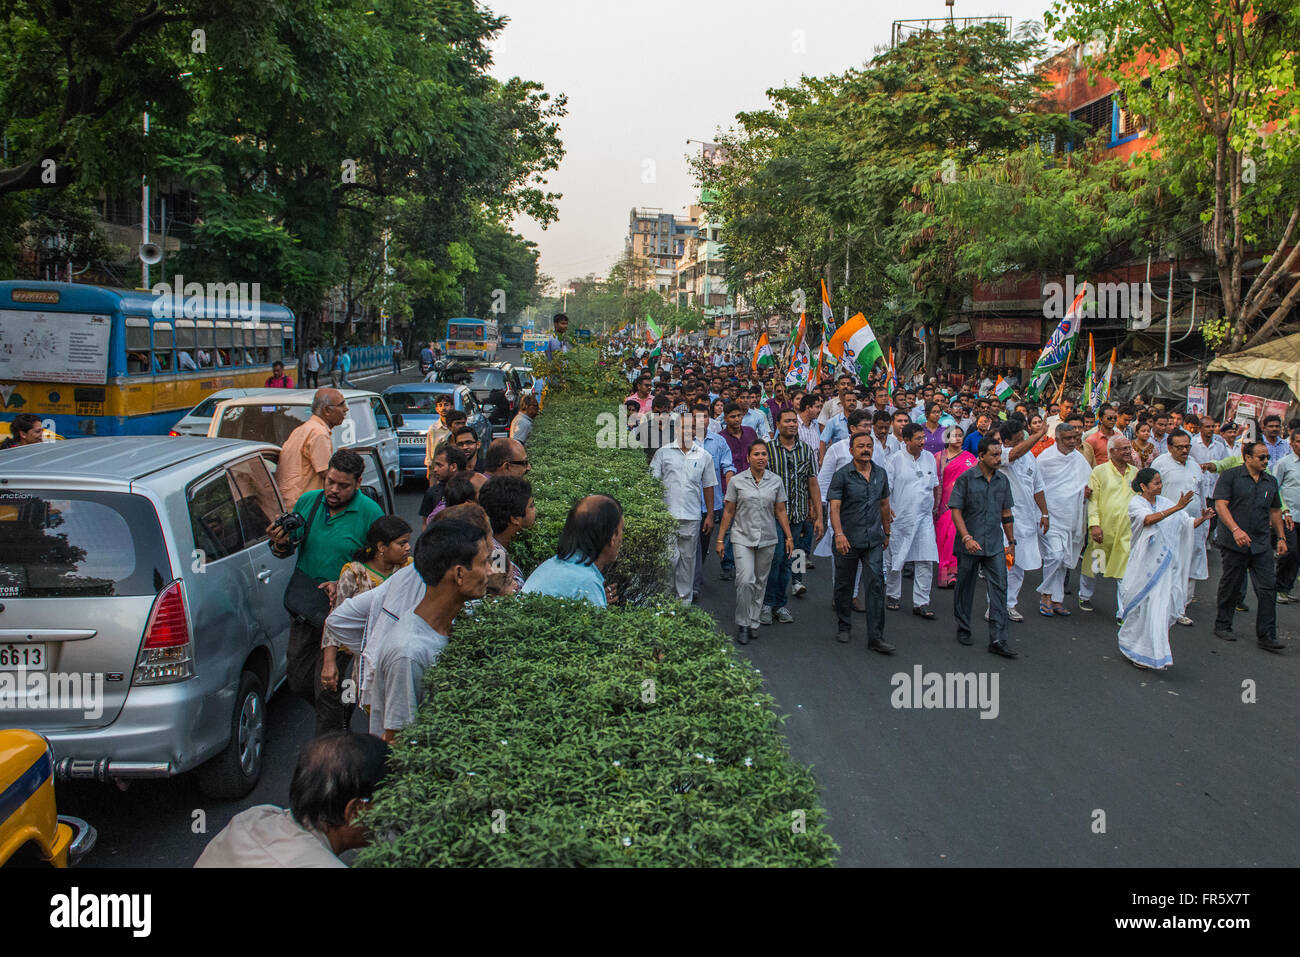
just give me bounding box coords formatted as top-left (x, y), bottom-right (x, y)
top-left (1085, 403), bottom-right (1120, 465)
top-left (279, 388), bottom-right (348, 509)
top-left (1153, 429), bottom-right (1215, 622)
top-left (1212, 441), bottom-right (1288, 652)
top-left (451, 427), bottom-right (488, 490)
top-left (484, 437), bottom-right (531, 480)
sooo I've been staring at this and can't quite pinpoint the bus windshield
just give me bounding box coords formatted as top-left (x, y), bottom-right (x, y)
top-left (448, 323), bottom-right (483, 341)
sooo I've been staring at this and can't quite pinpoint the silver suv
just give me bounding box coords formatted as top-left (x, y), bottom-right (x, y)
top-left (0, 437), bottom-right (298, 798)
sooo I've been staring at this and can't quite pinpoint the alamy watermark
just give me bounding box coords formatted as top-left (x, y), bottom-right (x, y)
top-left (890, 665), bottom-right (999, 719)
top-left (0, 665), bottom-right (104, 720)
top-left (1043, 274), bottom-right (1151, 324)
top-left (151, 273), bottom-right (261, 322)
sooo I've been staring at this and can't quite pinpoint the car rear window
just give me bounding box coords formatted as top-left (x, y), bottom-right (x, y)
top-left (0, 490), bottom-right (170, 598)
top-left (385, 391), bottom-right (452, 414)
top-left (215, 404), bottom-right (311, 445)
top-left (190, 396), bottom-right (224, 418)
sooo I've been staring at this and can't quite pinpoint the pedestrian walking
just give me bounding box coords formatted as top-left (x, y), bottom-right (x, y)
top-left (693, 403), bottom-right (736, 599)
top-left (278, 389), bottom-right (347, 510)
top-left (391, 340), bottom-right (402, 375)
top-left (1116, 469), bottom-right (1209, 669)
top-left (935, 425), bottom-right (977, 588)
top-left (827, 432), bottom-right (894, 652)
top-left (1271, 426), bottom-right (1300, 602)
top-left (338, 346), bottom-right (353, 388)
top-left (1081, 434), bottom-right (1138, 613)
top-left (883, 423), bottom-right (939, 618)
top-left (716, 439), bottom-right (794, 645)
top-left (1212, 441), bottom-right (1289, 652)
top-left (998, 418), bottom-right (1049, 621)
top-left (650, 413), bottom-right (717, 605)
top-left (303, 346), bottom-right (321, 388)
top-left (1035, 423), bottom-right (1091, 616)
top-left (948, 435), bottom-right (1019, 658)
top-left (761, 409), bottom-right (822, 621)
top-left (1153, 430), bottom-right (1212, 617)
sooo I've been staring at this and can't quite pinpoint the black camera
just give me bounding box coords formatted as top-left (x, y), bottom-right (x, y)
top-left (272, 511), bottom-right (306, 534)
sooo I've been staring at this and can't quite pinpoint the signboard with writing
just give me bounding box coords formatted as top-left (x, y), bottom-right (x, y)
top-left (0, 309), bottom-right (112, 385)
top-left (973, 317), bottom-right (1042, 345)
top-left (1224, 391), bottom-right (1289, 442)
top-left (1186, 386), bottom-right (1207, 415)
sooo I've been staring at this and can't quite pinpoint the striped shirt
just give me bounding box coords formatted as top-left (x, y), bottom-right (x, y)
top-left (768, 437), bottom-right (815, 521)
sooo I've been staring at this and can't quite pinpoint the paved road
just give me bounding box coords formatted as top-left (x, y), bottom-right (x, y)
top-left (60, 358), bottom-right (1300, 866)
top-left (693, 548), bottom-right (1300, 866)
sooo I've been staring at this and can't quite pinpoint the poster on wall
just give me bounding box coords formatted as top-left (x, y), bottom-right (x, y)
top-left (1224, 391), bottom-right (1289, 442)
top-left (1186, 386), bottom-right (1208, 416)
top-left (0, 309), bottom-right (112, 384)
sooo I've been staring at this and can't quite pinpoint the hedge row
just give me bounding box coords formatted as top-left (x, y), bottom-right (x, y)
top-left (510, 395), bottom-right (674, 607)
top-left (358, 360), bottom-right (838, 866)
top-left (356, 594), bottom-right (838, 867)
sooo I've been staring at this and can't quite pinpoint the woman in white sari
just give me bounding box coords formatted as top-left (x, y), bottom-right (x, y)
top-left (1116, 468), bottom-right (1213, 670)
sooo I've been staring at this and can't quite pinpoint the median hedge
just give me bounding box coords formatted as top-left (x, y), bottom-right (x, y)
top-left (358, 359), bottom-right (837, 866)
top-left (511, 394), bottom-right (674, 607)
top-left (356, 594), bottom-right (838, 867)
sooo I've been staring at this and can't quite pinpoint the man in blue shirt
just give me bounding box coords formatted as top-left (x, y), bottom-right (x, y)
top-left (545, 313), bottom-right (570, 360)
top-left (338, 346), bottom-right (352, 388)
top-left (522, 494), bottom-right (623, 606)
top-left (1262, 414), bottom-right (1288, 467)
top-left (736, 389), bottom-right (772, 441)
top-left (691, 403), bottom-right (737, 598)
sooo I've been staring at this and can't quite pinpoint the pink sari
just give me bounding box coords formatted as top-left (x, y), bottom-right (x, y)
top-left (934, 448), bottom-right (977, 586)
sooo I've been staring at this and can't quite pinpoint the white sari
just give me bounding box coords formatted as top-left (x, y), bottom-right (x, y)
top-left (1116, 495), bottom-right (1194, 670)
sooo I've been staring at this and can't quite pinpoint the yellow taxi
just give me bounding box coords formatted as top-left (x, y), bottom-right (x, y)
top-left (0, 730), bottom-right (95, 867)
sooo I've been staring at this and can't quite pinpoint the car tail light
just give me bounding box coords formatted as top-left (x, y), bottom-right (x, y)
top-left (134, 580), bottom-right (194, 684)
top-left (168, 430), bottom-right (181, 436)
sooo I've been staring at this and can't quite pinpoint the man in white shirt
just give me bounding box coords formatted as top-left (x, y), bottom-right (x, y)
top-left (1153, 428), bottom-right (1214, 615)
top-left (818, 375), bottom-right (853, 426)
top-left (998, 418), bottom-right (1049, 621)
top-left (651, 412), bottom-right (717, 604)
top-left (797, 393), bottom-right (824, 458)
top-left (1187, 413), bottom-right (1228, 504)
top-left (1035, 423), bottom-right (1092, 616)
top-left (870, 411), bottom-right (895, 468)
top-left (195, 733), bottom-right (390, 868)
top-left (884, 423), bottom-right (940, 617)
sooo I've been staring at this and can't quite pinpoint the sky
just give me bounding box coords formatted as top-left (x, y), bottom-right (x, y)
top-left (487, 0), bottom-right (1055, 290)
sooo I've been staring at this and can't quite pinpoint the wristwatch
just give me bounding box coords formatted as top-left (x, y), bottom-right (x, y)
top-left (1006, 539), bottom-right (1017, 546)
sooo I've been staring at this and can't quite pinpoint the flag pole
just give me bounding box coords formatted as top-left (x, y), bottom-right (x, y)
top-left (1052, 342), bottom-right (1073, 404)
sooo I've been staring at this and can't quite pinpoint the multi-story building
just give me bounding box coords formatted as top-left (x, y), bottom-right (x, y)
top-left (625, 206), bottom-right (698, 294)
top-left (675, 203), bottom-right (731, 316)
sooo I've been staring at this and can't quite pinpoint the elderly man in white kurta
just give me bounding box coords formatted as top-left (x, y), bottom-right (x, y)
top-left (1153, 429), bottom-right (1211, 618)
top-left (883, 423), bottom-right (940, 616)
top-left (998, 418), bottom-right (1049, 621)
top-left (1035, 423), bottom-right (1093, 615)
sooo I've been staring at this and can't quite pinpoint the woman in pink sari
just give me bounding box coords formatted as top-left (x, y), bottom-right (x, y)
top-left (934, 424), bottom-right (977, 587)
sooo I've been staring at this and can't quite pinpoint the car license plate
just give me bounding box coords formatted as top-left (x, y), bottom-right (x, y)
top-left (0, 644), bottom-right (47, 671)
top-left (399, 435), bottom-right (425, 446)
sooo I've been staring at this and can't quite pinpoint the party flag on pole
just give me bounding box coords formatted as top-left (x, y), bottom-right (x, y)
top-left (827, 313), bottom-right (884, 384)
top-left (1080, 334), bottom-right (1096, 410)
top-left (995, 375), bottom-right (1015, 402)
top-left (752, 332), bottom-right (775, 374)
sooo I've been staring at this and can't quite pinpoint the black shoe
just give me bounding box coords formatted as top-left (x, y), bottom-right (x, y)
top-left (1214, 629), bottom-right (1236, 642)
top-left (1236, 603), bottom-right (1250, 613)
top-left (735, 626), bottom-right (749, 645)
top-left (720, 569), bottom-right (734, 581)
top-left (989, 640), bottom-right (1019, 659)
top-left (1078, 598), bottom-right (1094, 612)
top-left (957, 631), bottom-right (973, 646)
top-left (1258, 637), bottom-right (1285, 653)
top-left (836, 630), bottom-right (851, 644)
top-left (912, 605), bottom-right (935, 619)
top-left (748, 625), bottom-right (759, 640)
top-left (868, 638), bottom-right (897, 655)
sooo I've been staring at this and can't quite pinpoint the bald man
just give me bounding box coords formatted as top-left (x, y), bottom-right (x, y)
top-left (279, 388), bottom-right (347, 509)
top-left (484, 437), bottom-right (531, 481)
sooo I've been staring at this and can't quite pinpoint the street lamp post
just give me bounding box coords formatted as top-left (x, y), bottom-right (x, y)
top-left (562, 287), bottom-right (575, 311)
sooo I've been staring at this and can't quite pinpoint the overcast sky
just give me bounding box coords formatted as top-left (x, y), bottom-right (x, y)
top-left (487, 0), bottom-right (1055, 289)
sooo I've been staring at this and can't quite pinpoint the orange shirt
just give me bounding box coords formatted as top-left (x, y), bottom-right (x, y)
top-left (278, 415), bottom-right (334, 510)
top-left (1085, 428), bottom-right (1113, 465)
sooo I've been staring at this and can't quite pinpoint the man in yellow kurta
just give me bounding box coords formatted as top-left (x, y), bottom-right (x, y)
top-left (1081, 432), bottom-right (1138, 613)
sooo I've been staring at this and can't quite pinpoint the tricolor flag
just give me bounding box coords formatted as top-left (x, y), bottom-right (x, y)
top-left (820, 279), bottom-right (835, 331)
top-left (827, 313), bottom-right (884, 384)
top-left (752, 332), bottom-right (775, 374)
top-left (645, 315), bottom-right (662, 344)
top-left (1080, 334), bottom-right (1096, 411)
top-left (886, 347), bottom-right (897, 397)
top-left (1027, 283), bottom-right (1086, 399)
top-left (995, 375), bottom-right (1015, 402)
top-left (784, 313), bottom-right (809, 387)
top-left (1095, 347), bottom-right (1116, 407)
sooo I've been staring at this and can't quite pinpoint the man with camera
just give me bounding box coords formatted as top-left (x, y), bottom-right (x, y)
top-left (268, 449), bottom-right (384, 736)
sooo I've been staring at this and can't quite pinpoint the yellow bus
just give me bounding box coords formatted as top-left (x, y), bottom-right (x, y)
top-left (444, 317), bottom-right (499, 361)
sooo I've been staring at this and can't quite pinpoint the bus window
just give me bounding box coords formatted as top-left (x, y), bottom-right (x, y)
top-left (255, 325), bottom-right (271, 364)
top-left (237, 322), bottom-right (255, 365)
top-left (282, 325), bottom-right (295, 359)
top-left (269, 324), bottom-right (283, 362)
top-left (126, 318), bottom-right (151, 375)
top-left (215, 321), bottom-right (234, 368)
top-left (175, 319), bottom-right (197, 371)
top-left (152, 322), bottom-right (174, 371)
top-left (196, 320), bottom-right (216, 367)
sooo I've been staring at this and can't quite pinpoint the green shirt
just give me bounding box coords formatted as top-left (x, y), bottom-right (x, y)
top-left (290, 489), bottom-right (384, 583)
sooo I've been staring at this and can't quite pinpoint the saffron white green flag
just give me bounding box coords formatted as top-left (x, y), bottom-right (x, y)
top-left (995, 376), bottom-right (1014, 401)
top-left (827, 313), bottom-right (884, 384)
top-left (752, 332), bottom-right (775, 373)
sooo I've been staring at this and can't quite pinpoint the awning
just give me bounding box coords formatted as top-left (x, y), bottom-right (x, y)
top-left (1207, 331), bottom-right (1300, 401)
top-left (938, 321), bottom-right (971, 336)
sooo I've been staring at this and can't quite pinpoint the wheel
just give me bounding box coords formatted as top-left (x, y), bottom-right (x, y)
top-left (196, 670), bottom-right (266, 799)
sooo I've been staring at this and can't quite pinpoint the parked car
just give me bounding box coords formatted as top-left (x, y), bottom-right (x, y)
top-left (381, 383), bottom-right (492, 484)
top-left (206, 389), bottom-right (403, 492)
top-left (168, 387), bottom-right (283, 437)
top-left (0, 729), bottom-right (96, 866)
top-left (425, 362), bottom-right (520, 436)
top-left (0, 437), bottom-right (301, 798)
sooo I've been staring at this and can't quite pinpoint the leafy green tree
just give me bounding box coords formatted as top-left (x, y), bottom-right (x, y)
top-left (1048, 0), bottom-right (1300, 350)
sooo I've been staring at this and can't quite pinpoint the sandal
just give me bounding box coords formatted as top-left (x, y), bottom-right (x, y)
top-left (1051, 604), bottom-right (1071, 616)
top-left (1038, 600), bottom-right (1054, 617)
top-left (885, 597), bottom-right (900, 611)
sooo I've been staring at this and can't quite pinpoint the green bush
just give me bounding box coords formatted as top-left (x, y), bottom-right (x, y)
top-left (528, 342), bottom-right (629, 399)
top-left (512, 396), bottom-right (673, 607)
top-left (356, 594), bottom-right (838, 867)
